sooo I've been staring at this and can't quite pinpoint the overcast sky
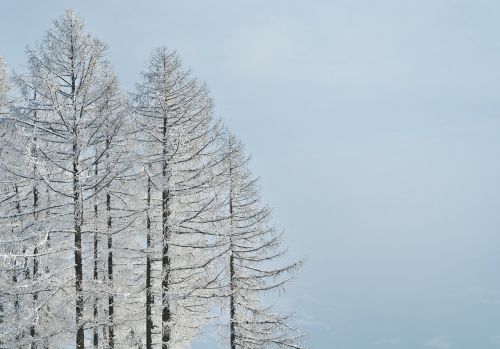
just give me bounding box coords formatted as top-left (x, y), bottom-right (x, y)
top-left (2, 1), bottom-right (500, 348)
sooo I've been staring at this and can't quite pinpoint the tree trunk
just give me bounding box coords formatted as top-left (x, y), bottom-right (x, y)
top-left (229, 181), bottom-right (236, 349)
top-left (74, 150), bottom-right (84, 349)
top-left (146, 175), bottom-right (153, 349)
top-left (93, 159), bottom-right (99, 348)
top-left (229, 250), bottom-right (236, 349)
top-left (30, 94), bottom-right (39, 349)
top-left (107, 190), bottom-right (114, 349)
top-left (44, 187), bottom-right (50, 349)
top-left (161, 116), bottom-right (171, 349)
top-left (14, 184), bottom-right (21, 342)
top-left (70, 37), bottom-right (85, 348)
top-left (30, 180), bottom-right (39, 349)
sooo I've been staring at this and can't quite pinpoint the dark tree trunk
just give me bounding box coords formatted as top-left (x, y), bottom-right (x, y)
top-left (30, 179), bottom-right (39, 349)
top-left (74, 153), bottom-right (84, 349)
top-left (229, 251), bottom-right (236, 349)
top-left (107, 189), bottom-right (114, 349)
top-left (30, 94), bottom-right (39, 349)
top-left (161, 189), bottom-right (170, 349)
top-left (93, 160), bottom-right (99, 348)
top-left (146, 176), bottom-right (153, 349)
top-left (229, 186), bottom-right (236, 349)
top-left (13, 184), bottom-right (21, 342)
top-left (161, 115), bottom-right (171, 349)
top-left (70, 37), bottom-right (85, 348)
top-left (106, 135), bottom-right (115, 349)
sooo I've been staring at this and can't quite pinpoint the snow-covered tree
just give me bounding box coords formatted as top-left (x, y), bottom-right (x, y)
top-left (0, 57), bottom-right (25, 347)
top-left (1, 10), bottom-right (128, 349)
top-left (133, 48), bottom-right (225, 349)
top-left (0, 57), bottom-right (8, 112)
top-left (221, 134), bottom-right (305, 349)
top-left (0, 64), bottom-right (50, 349)
top-left (0, 11), bottom-right (306, 349)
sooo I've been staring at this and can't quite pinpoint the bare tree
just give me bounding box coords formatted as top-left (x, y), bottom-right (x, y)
top-left (0, 13), bottom-right (307, 349)
top-left (0, 70), bottom-right (48, 349)
top-left (133, 48), bottom-right (225, 349)
top-left (221, 134), bottom-right (306, 349)
top-left (5, 11), bottom-right (127, 348)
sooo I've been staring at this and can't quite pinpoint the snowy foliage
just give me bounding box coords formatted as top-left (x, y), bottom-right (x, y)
top-left (0, 57), bottom-right (8, 112)
top-left (220, 134), bottom-right (305, 349)
top-left (0, 10), bottom-right (305, 349)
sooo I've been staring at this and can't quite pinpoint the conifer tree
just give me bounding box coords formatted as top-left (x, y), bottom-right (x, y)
top-left (133, 48), bottom-right (225, 348)
top-left (222, 134), bottom-right (305, 349)
top-left (3, 11), bottom-right (127, 348)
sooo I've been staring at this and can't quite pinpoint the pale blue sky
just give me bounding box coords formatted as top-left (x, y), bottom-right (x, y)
top-left (2, 1), bottom-right (500, 348)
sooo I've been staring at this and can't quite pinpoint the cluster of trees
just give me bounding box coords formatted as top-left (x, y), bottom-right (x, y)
top-left (0, 11), bottom-right (305, 349)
